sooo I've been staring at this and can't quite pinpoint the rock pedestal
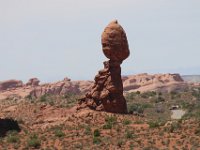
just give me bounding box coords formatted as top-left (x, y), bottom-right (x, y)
top-left (77, 20), bottom-right (129, 113)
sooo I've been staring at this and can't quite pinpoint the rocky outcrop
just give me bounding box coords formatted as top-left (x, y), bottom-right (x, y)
top-left (123, 73), bottom-right (188, 93)
top-left (0, 73), bottom-right (189, 100)
top-left (72, 80), bottom-right (93, 93)
top-left (26, 78), bottom-right (40, 86)
top-left (29, 79), bottom-right (80, 98)
top-left (0, 80), bottom-right (23, 91)
top-left (77, 20), bottom-right (129, 113)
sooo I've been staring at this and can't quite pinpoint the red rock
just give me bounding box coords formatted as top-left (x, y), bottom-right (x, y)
top-left (101, 20), bottom-right (129, 62)
top-left (77, 20), bottom-right (129, 113)
top-left (29, 78), bottom-right (80, 98)
top-left (0, 80), bottom-right (23, 91)
top-left (123, 73), bottom-right (187, 93)
top-left (26, 78), bottom-right (40, 86)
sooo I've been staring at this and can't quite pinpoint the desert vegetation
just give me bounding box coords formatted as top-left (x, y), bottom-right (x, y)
top-left (0, 87), bottom-right (200, 149)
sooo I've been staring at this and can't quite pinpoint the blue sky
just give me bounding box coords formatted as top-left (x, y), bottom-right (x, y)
top-left (0, 0), bottom-right (200, 82)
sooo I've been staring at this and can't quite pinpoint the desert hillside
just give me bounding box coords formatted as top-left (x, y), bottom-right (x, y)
top-left (0, 73), bottom-right (200, 149)
top-left (0, 84), bottom-right (200, 149)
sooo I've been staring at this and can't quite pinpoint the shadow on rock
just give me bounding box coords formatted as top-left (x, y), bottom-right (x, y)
top-left (0, 118), bottom-right (21, 137)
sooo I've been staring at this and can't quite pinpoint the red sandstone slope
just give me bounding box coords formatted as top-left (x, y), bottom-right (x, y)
top-left (123, 73), bottom-right (188, 93)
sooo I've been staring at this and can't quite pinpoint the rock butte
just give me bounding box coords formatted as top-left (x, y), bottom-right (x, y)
top-left (77, 20), bottom-right (129, 113)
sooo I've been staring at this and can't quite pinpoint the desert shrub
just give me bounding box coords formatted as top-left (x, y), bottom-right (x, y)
top-left (62, 92), bottom-right (79, 108)
top-left (128, 104), bottom-right (143, 114)
top-left (27, 134), bottom-right (41, 148)
top-left (182, 103), bottom-right (200, 120)
top-left (7, 131), bottom-right (20, 143)
top-left (155, 105), bottom-right (165, 113)
top-left (103, 116), bottom-right (117, 129)
top-left (74, 143), bottom-right (83, 149)
top-left (148, 121), bottom-right (160, 128)
top-left (93, 129), bottom-right (100, 137)
top-left (84, 126), bottom-right (91, 135)
top-left (40, 94), bottom-right (48, 102)
top-left (54, 129), bottom-right (65, 137)
top-left (169, 122), bottom-right (181, 133)
top-left (105, 116), bottom-right (117, 123)
top-left (49, 100), bottom-right (55, 106)
top-left (192, 89), bottom-right (200, 100)
top-left (148, 119), bottom-right (166, 128)
top-left (25, 94), bottom-right (33, 100)
top-left (170, 91), bottom-right (178, 99)
top-left (143, 146), bottom-right (159, 150)
top-left (154, 96), bottom-right (165, 103)
top-left (141, 91), bottom-right (156, 98)
top-left (93, 137), bottom-right (101, 144)
top-left (63, 93), bottom-right (78, 103)
top-left (128, 103), bottom-right (151, 114)
top-left (125, 92), bottom-right (140, 101)
top-left (195, 128), bottom-right (200, 136)
top-left (117, 139), bottom-right (124, 147)
top-left (122, 119), bottom-right (131, 125)
top-left (125, 130), bottom-right (134, 139)
top-left (103, 122), bottom-right (112, 129)
top-left (181, 101), bottom-right (194, 109)
top-left (7, 135), bottom-right (19, 143)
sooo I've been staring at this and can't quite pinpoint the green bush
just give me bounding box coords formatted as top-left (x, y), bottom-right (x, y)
top-left (148, 121), bottom-right (160, 128)
top-left (54, 129), bottom-right (65, 137)
top-left (125, 92), bottom-right (137, 101)
top-left (125, 130), bottom-right (134, 139)
top-left (103, 116), bottom-right (117, 129)
top-left (103, 122), bottom-right (112, 129)
top-left (154, 96), bottom-right (165, 103)
top-left (84, 126), bottom-right (91, 135)
top-left (128, 103), bottom-right (153, 114)
top-left (7, 135), bottom-right (19, 143)
top-left (93, 129), bottom-right (100, 137)
top-left (93, 137), bottom-right (101, 144)
top-left (192, 89), bottom-right (200, 100)
top-left (141, 91), bottom-right (156, 98)
top-left (195, 128), bottom-right (200, 136)
top-left (6, 130), bottom-right (19, 143)
top-left (169, 122), bottom-right (181, 133)
top-left (122, 119), bottom-right (131, 125)
top-left (40, 94), bottom-right (48, 102)
top-left (27, 134), bottom-right (41, 148)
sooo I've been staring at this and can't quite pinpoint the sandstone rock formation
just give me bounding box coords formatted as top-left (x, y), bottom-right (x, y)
top-left (0, 73), bottom-right (189, 101)
top-left (78, 20), bottom-right (129, 113)
top-left (0, 80), bottom-right (23, 91)
top-left (123, 73), bottom-right (188, 93)
top-left (26, 78), bottom-right (40, 86)
top-left (29, 78), bottom-right (80, 98)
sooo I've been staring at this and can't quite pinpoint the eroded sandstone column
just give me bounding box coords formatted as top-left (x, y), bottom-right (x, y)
top-left (78, 20), bottom-right (130, 113)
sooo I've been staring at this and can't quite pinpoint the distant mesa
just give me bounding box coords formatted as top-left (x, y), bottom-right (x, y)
top-left (0, 73), bottom-right (190, 101)
top-left (0, 80), bottom-right (23, 91)
top-left (123, 73), bottom-right (187, 93)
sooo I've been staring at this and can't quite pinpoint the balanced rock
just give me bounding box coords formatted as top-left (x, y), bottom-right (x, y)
top-left (102, 20), bottom-right (129, 61)
top-left (78, 20), bottom-right (129, 113)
